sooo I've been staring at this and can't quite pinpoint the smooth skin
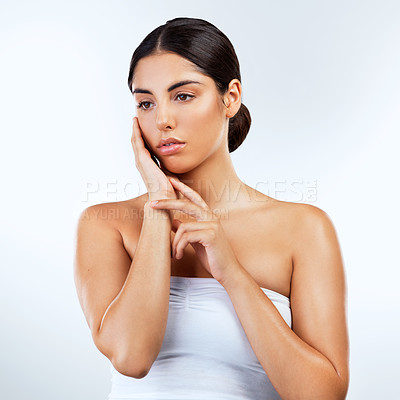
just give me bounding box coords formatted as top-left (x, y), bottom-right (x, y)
top-left (74, 51), bottom-right (349, 398)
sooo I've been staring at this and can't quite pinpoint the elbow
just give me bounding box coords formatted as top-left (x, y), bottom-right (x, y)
top-left (114, 358), bottom-right (150, 379)
top-left (329, 363), bottom-right (349, 400)
top-left (317, 372), bottom-right (349, 400)
top-left (112, 348), bottom-right (154, 379)
top-left (285, 368), bottom-right (349, 400)
top-left (93, 326), bottom-right (160, 379)
top-left (336, 375), bottom-right (349, 400)
top-left (317, 374), bottom-right (349, 400)
top-left (93, 331), bottom-right (152, 379)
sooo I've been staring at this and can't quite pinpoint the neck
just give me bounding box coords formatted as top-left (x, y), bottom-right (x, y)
top-left (174, 145), bottom-right (252, 215)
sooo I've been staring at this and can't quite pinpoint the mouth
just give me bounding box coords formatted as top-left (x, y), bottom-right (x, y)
top-left (157, 142), bottom-right (186, 155)
top-left (157, 135), bottom-right (186, 148)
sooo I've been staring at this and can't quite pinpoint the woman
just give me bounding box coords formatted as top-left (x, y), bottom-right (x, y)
top-left (74, 17), bottom-right (349, 399)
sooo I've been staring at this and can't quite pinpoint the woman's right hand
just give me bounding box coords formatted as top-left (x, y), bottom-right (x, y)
top-left (131, 117), bottom-right (178, 201)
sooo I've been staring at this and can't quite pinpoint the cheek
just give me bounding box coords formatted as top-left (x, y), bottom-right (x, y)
top-left (179, 98), bottom-right (224, 138)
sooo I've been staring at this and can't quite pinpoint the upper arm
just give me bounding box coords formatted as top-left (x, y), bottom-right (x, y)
top-left (290, 204), bottom-right (349, 391)
top-left (73, 204), bottom-right (133, 357)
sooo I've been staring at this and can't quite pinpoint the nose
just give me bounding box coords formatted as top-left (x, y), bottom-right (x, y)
top-left (155, 99), bottom-right (176, 131)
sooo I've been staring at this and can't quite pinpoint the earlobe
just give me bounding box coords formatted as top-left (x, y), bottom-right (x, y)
top-left (223, 100), bottom-right (235, 118)
top-left (228, 105), bottom-right (240, 119)
top-left (222, 98), bottom-right (233, 118)
top-left (224, 98), bottom-right (241, 119)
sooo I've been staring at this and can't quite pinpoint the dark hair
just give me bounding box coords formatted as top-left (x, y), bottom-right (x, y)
top-left (127, 17), bottom-right (251, 153)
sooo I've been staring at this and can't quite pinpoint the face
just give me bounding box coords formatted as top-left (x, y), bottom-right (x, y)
top-left (131, 52), bottom-right (230, 174)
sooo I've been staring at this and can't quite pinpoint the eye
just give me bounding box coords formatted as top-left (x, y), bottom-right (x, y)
top-left (136, 93), bottom-right (194, 111)
top-left (136, 101), bottom-right (153, 111)
top-left (176, 93), bottom-right (194, 102)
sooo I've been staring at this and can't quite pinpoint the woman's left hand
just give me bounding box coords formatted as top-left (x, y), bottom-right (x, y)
top-left (149, 177), bottom-right (240, 284)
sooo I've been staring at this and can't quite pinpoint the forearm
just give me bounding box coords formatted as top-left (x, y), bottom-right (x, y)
top-left (98, 201), bottom-right (172, 375)
top-left (221, 266), bottom-right (347, 400)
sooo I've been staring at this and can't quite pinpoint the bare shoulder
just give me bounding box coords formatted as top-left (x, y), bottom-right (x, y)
top-left (78, 193), bottom-right (148, 228)
top-left (247, 191), bottom-right (331, 233)
top-left (76, 194), bottom-right (149, 261)
top-left (291, 201), bottom-right (334, 224)
top-left (250, 194), bottom-right (343, 286)
top-left (259, 197), bottom-right (334, 233)
top-left (267, 199), bottom-right (340, 262)
top-left (265, 196), bottom-right (328, 216)
top-left (286, 201), bottom-right (340, 257)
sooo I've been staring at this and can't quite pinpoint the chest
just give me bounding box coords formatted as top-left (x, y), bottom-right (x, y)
top-left (171, 213), bottom-right (293, 298)
top-left (120, 207), bottom-right (293, 299)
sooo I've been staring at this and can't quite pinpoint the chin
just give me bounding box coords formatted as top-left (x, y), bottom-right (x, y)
top-left (160, 158), bottom-right (199, 175)
top-left (162, 164), bottom-right (193, 175)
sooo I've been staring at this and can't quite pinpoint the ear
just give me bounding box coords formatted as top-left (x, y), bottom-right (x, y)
top-left (223, 79), bottom-right (242, 118)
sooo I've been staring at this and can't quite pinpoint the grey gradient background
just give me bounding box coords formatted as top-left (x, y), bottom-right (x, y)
top-left (0, 0), bottom-right (399, 399)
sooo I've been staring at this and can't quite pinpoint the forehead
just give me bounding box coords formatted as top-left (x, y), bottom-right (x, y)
top-left (132, 52), bottom-right (211, 89)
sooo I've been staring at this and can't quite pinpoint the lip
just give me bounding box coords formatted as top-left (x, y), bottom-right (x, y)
top-left (158, 142), bottom-right (186, 155)
top-left (157, 137), bottom-right (185, 148)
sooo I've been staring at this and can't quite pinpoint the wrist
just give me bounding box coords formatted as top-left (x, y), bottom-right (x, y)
top-left (143, 201), bottom-right (171, 220)
top-left (148, 191), bottom-right (176, 201)
top-left (218, 262), bottom-right (248, 291)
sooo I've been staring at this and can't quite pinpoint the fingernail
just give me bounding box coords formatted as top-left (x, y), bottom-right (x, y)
top-left (149, 200), bottom-right (159, 206)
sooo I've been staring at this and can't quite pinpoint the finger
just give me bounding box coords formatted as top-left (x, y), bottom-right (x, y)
top-left (171, 218), bottom-right (182, 233)
top-left (175, 229), bottom-right (214, 259)
top-left (131, 118), bottom-right (142, 160)
top-left (160, 167), bottom-right (179, 183)
top-left (175, 231), bottom-right (197, 259)
top-left (150, 198), bottom-right (211, 221)
top-left (132, 118), bottom-right (154, 165)
top-left (131, 117), bottom-right (144, 148)
top-left (161, 169), bottom-right (182, 198)
top-left (131, 117), bottom-right (138, 143)
top-left (172, 220), bottom-right (215, 256)
top-left (169, 177), bottom-right (209, 210)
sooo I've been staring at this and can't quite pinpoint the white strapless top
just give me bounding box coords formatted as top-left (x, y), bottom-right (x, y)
top-left (108, 276), bottom-right (292, 400)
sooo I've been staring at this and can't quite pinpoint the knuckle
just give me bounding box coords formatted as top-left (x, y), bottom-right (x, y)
top-left (181, 232), bottom-right (188, 240)
top-left (179, 221), bottom-right (187, 230)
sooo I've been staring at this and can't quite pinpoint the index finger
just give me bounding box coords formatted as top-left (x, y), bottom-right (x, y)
top-left (169, 177), bottom-right (210, 211)
top-left (131, 117), bottom-right (146, 150)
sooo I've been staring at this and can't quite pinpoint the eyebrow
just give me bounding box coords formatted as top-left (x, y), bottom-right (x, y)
top-left (132, 80), bottom-right (203, 95)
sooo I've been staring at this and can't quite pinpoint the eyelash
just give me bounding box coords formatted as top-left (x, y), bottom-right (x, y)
top-left (136, 93), bottom-right (194, 111)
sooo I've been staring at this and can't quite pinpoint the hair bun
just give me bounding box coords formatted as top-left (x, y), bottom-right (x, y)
top-left (228, 103), bottom-right (251, 153)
